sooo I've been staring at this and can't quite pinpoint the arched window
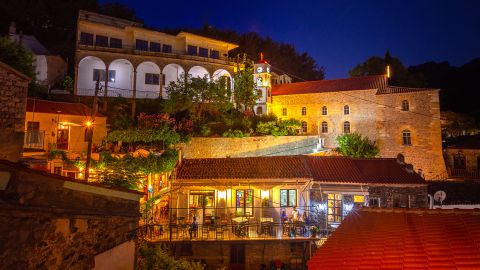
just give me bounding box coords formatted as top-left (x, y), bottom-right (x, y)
top-left (301, 107), bottom-right (307, 116)
top-left (343, 121), bottom-right (350, 134)
top-left (256, 106), bottom-right (263, 115)
top-left (344, 105), bottom-right (350, 115)
top-left (301, 121), bottom-right (308, 133)
top-left (321, 121), bottom-right (328, 133)
top-left (402, 100), bottom-right (409, 111)
top-left (282, 108), bottom-right (287, 116)
top-left (322, 106), bottom-right (328, 115)
top-left (402, 130), bottom-right (412, 145)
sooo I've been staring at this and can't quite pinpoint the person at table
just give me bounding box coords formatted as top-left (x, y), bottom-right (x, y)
top-left (300, 212), bottom-right (308, 223)
top-left (189, 216), bottom-right (198, 239)
top-left (281, 210), bottom-right (288, 223)
top-left (292, 207), bottom-right (300, 222)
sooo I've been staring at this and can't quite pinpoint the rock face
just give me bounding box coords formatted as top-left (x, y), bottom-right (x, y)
top-left (0, 160), bottom-right (143, 269)
top-left (0, 61), bottom-right (30, 162)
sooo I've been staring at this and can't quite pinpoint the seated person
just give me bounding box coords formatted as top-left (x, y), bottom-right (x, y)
top-left (281, 210), bottom-right (288, 223)
top-left (189, 216), bottom-right (198, 239)
top-left (291, 207), bottom-right (300, 222)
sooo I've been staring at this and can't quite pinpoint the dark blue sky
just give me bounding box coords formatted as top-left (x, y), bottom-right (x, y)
top-left (110, 0), bottom-right (480, 79)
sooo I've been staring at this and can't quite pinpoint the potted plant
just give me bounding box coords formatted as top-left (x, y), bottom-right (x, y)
top-left (309, 226), bottom-right (319, 238)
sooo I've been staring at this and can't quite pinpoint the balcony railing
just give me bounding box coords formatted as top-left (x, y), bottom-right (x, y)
top-left (77, 42), bottom-right (237, 66)
top-left (76, 88), bottom-right (160, 99)
top-left (449, 168), bottom-right (480, 179)
top-left (24, 130), bottom-right (45, 150)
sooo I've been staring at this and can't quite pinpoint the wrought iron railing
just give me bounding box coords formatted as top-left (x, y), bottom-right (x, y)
top-left (76, 88), bottom-right (160, 99)
top-left (24, 130), bottom-right (45, 150)
top-left (449, 168), bottom-right (480, 179)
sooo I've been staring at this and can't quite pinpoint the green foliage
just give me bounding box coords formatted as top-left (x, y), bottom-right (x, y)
top-left (256, 118), bottom-right (301, 136)
top-left (163, 74), bottom-right (233, 123)
top-left (256, 121), bottom-right (278, 135)
top-left (233, 60), bottom-right (259, 112)
top-left (200, 125), bottom-right (212, 136)
top-left (47, 149), bottom-right (69, 161)
top-left (278, 119), bottom-right (301, 135)
top-left (349, 51), bottom-right (426, 87)
top-left (105, 127), bottom-right (181, 146)
top-left (61, 75), bottom-right (74, 92)
top-left (137, 244), bottom-right (204, 270)
top-left (222, 129), bottom-right (250, 138)
top-left (335, 133), bottom-right (379, 158)
top-left (0, 37), bottom-right (34, 78)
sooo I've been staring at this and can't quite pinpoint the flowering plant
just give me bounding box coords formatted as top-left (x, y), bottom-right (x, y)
top-left (309, 226), bottom-right (319, 233)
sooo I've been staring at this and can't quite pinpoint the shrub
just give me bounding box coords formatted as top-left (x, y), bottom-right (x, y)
top-left (279, 119), bottom-right (301, 135)
top-left (200, 125), bottom-right (212, 136)
top-left (222, 129), bottom-right (250, 138)
top-left (256, 121), bottom-right (277, 135)
top-left (335, 133), bottom-right (379, 158)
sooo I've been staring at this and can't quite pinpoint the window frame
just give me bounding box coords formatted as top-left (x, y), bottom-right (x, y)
top-left (344, 105), bottom-right (350, 115)
top-left (401, 100), bottom-right (410, 111)
top-left (327, 193), bottom-right (343, 223)
top-left (80, 32), bottom-right (94, 45)
top-left (198, 47), bottom-right (209, 57)
top-left (321, 106), bottom-right (328, 115)
top-left (301, 107), bottom-right (307, 116)
top-left (343, 121), bottom-right (351, 134)
top-left (149, 42), bottom-right (161, 52)
top-left (109, 37), bottom-right (122, 49)
top-left (235, 189), bottom-right (254, 217)
top-left (280, 189), bottom-right (297, 207)
top-left (301, 121), bottom-right (308, 133)
top-left (321, 121), bottom-right (328, 133)
top-left (145, 73), bottom-right (160, 85)
top-left (187, 45), bottom-right (198, 56)
top-left (210, 50), bottom-right (219, 59)
top-left (162, 44), bottom-right (172, 53)
top-left (402, 130), bottom-right (412, 145)
top-left (95, 35), bottom-right (109, 47)
top-left (282, 108), bottom-right (287, 116)
top-left (135, 39), bottom-right (149, 51)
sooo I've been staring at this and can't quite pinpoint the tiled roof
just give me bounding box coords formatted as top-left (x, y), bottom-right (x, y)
top-left (376, 85), bottom-right (439, 95)
top-left (27, 99), bottom-right (104, 117)
top-left (305, 156), bottom-right (425, 184)
top-left (308, 208), bottom-right (480, 270)
top-left (176, 156), bottom-right (426, 185)
top-left (176, 156), bottom-right (311, 180)
top-left (11, 34), bottom-right (50, 55)
top-left (271, 75), bottom-right (387, 96)
top-left (429, 181), bottom-right (480, 205)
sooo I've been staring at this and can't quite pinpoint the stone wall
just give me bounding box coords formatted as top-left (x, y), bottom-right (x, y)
top-left (0, 160), bottom-right (143, 269)
top-left (168, 240), bottom-right (312, 270)
top-left (368, 185), bottom-right (428, 208)
top-left (0, 61), bottom-right (30, 162)
top-left (376, 91), bottom-right (447, 180)
top-left (182, 136), bottom-right (321, 158)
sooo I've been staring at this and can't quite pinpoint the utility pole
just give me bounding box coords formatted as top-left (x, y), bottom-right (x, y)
top-left (84, 80), bottom-right (100, 181)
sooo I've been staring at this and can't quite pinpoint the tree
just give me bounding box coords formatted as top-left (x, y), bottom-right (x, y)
top-left (163, 74), bottom-right (232, 123)
top-left (335, 133), bottom-right (379, 158)
top-left (349, 51), bottom-right (426, 87)
top-left (233, 60), bottom-right (259, 112)
top-left (0, 37), bottom-right (34, 78)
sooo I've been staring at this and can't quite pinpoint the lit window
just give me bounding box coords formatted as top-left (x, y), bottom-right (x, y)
top-left (301, 107), bottom-right (307, 116)
top-left (280, 189), bottom-right (297, 207)
top-left (282, 108), bottom-right (287, 116)
top-left (322, 106), bottom-right (328, 115)
top-left (236, 189), bottom-right (254, 216)
top-left (402, 100), bottom-right (409, 111)
top-left (353, 195), bottom-right (364, 203)
top-left (145, 73), bottom-right (160, 85)
top-left (344, 105), bottom-right (350, 115)
top-left (343, 121), bottom-right (350, 134)
top-left (327, 193), bottom-right (342, 223)
top-left (402, 130), bottom-right (411, 145)
top-left (321, 121), bottom-right (328, 133)
top-left (301, 121), bottom-right (307, 133)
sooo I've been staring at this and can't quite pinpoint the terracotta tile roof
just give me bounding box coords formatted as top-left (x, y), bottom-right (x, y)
top-left (176, 156), bottom-right (426, 185)
top-left (308, 208), bottom-right (480, 270)
top-left (376, 85), bottom-right (439, 95)
top-left (176, 156), bottom-right (311, 180)
top-left (271, 75), bottom-right (387, 96)
top-left (27, 99), bottom-right (104, 117)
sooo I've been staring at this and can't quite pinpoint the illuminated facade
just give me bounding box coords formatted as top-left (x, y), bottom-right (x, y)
top-left (75, 10), bottom-right (238, 99)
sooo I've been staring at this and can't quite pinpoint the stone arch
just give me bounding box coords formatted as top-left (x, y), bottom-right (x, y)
top-left (108, 59), bottom-right (134, 98)
top-left (212, 69), bottom-right (233, 91)
top-left (162, 63), bottom-right (185, 99)
top-left (136, 61), bottom-right (161, 99)
top-left (77, 56), bottom-right (106, 96)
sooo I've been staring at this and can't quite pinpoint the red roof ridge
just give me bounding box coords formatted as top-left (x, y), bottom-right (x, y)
top-left (359, 207), bottom-right (480, 215)
top-left (27, 98), bottom-right (105, 117)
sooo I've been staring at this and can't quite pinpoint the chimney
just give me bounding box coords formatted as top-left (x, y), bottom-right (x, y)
top-left (9, 22), bottom-right (16, 36)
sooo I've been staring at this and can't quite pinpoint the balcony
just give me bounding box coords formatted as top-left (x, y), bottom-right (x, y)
top-left (24, 130), bottom-right (45, 151)
top-left (77, 42), bottom-right (237, 67)
top-left (141, 206), bottom-right (334, 243)
top-left (449, 168), bottom-right (480, 180)
top-left (76, 88), bottom-right (160, 99)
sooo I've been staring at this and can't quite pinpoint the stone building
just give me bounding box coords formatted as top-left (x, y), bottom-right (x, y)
top-left (0, 61), bottom-right (30, 162)
top-left (0, 159), bottom-right (143, 269)
top-left (267, 74), bottom-right (446, 180)
top-left (443, 135), bottom-right (480, 180)
top-left (75, 10), bottom-right (238, 100)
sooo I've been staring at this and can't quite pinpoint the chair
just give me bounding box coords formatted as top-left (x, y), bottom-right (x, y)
top-left (215, 225), bottom-right (224, 240)
top-left (201, 224), bottom-right (210, 239)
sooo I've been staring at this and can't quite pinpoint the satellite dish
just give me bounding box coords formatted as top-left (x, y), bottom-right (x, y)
top-left (434, 191), bottom-right (446, 203)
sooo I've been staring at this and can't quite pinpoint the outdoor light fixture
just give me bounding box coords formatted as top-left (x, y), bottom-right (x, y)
top-left (84, 120), bottom-right (93, 127)
top-left (344, 203), bottom-right (354, 212)
top-left (261, 190), bottom-right (269, 200)
top-left (217, 190), bottom-right (226, 200)
top-left (317, 202), bottom-right (327, 211)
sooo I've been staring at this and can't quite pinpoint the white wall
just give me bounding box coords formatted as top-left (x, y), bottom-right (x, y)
top-left (188, 65), bottom-right (209, 79)
top-left (136, 62), bottom-right (160, 99)
top-left (162, 64), bottom-right (184, 99)
top-left (77, 56), bottom-right (106, 95)
top-left (108, 59), bottom-right (133, 98)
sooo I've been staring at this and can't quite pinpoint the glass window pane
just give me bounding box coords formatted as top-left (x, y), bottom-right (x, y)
top-left (289, 190), bottom-right (296, 206)
top-left (280, 190), bottom-right (287, 207)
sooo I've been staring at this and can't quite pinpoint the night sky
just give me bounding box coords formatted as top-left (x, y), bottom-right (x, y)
top-left (109, 0), bottom-right (480, 79)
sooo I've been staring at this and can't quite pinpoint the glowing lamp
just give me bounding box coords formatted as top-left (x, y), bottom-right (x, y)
top-left (344, 203), bottom-right (354, 212)
top-left (84, 120), bottom-right (93, 127)
top-left (148, 184), bottom-right (153, 193)
top-left (317, 203), bottom-right (327, 211)
top-left (261, 190), bottom-right (270, 200)
top-left (217, 190), bottom-right (227, 200)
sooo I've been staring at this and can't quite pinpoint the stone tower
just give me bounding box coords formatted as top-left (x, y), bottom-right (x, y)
top-left (253, 53), bottom-right (271, 115)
